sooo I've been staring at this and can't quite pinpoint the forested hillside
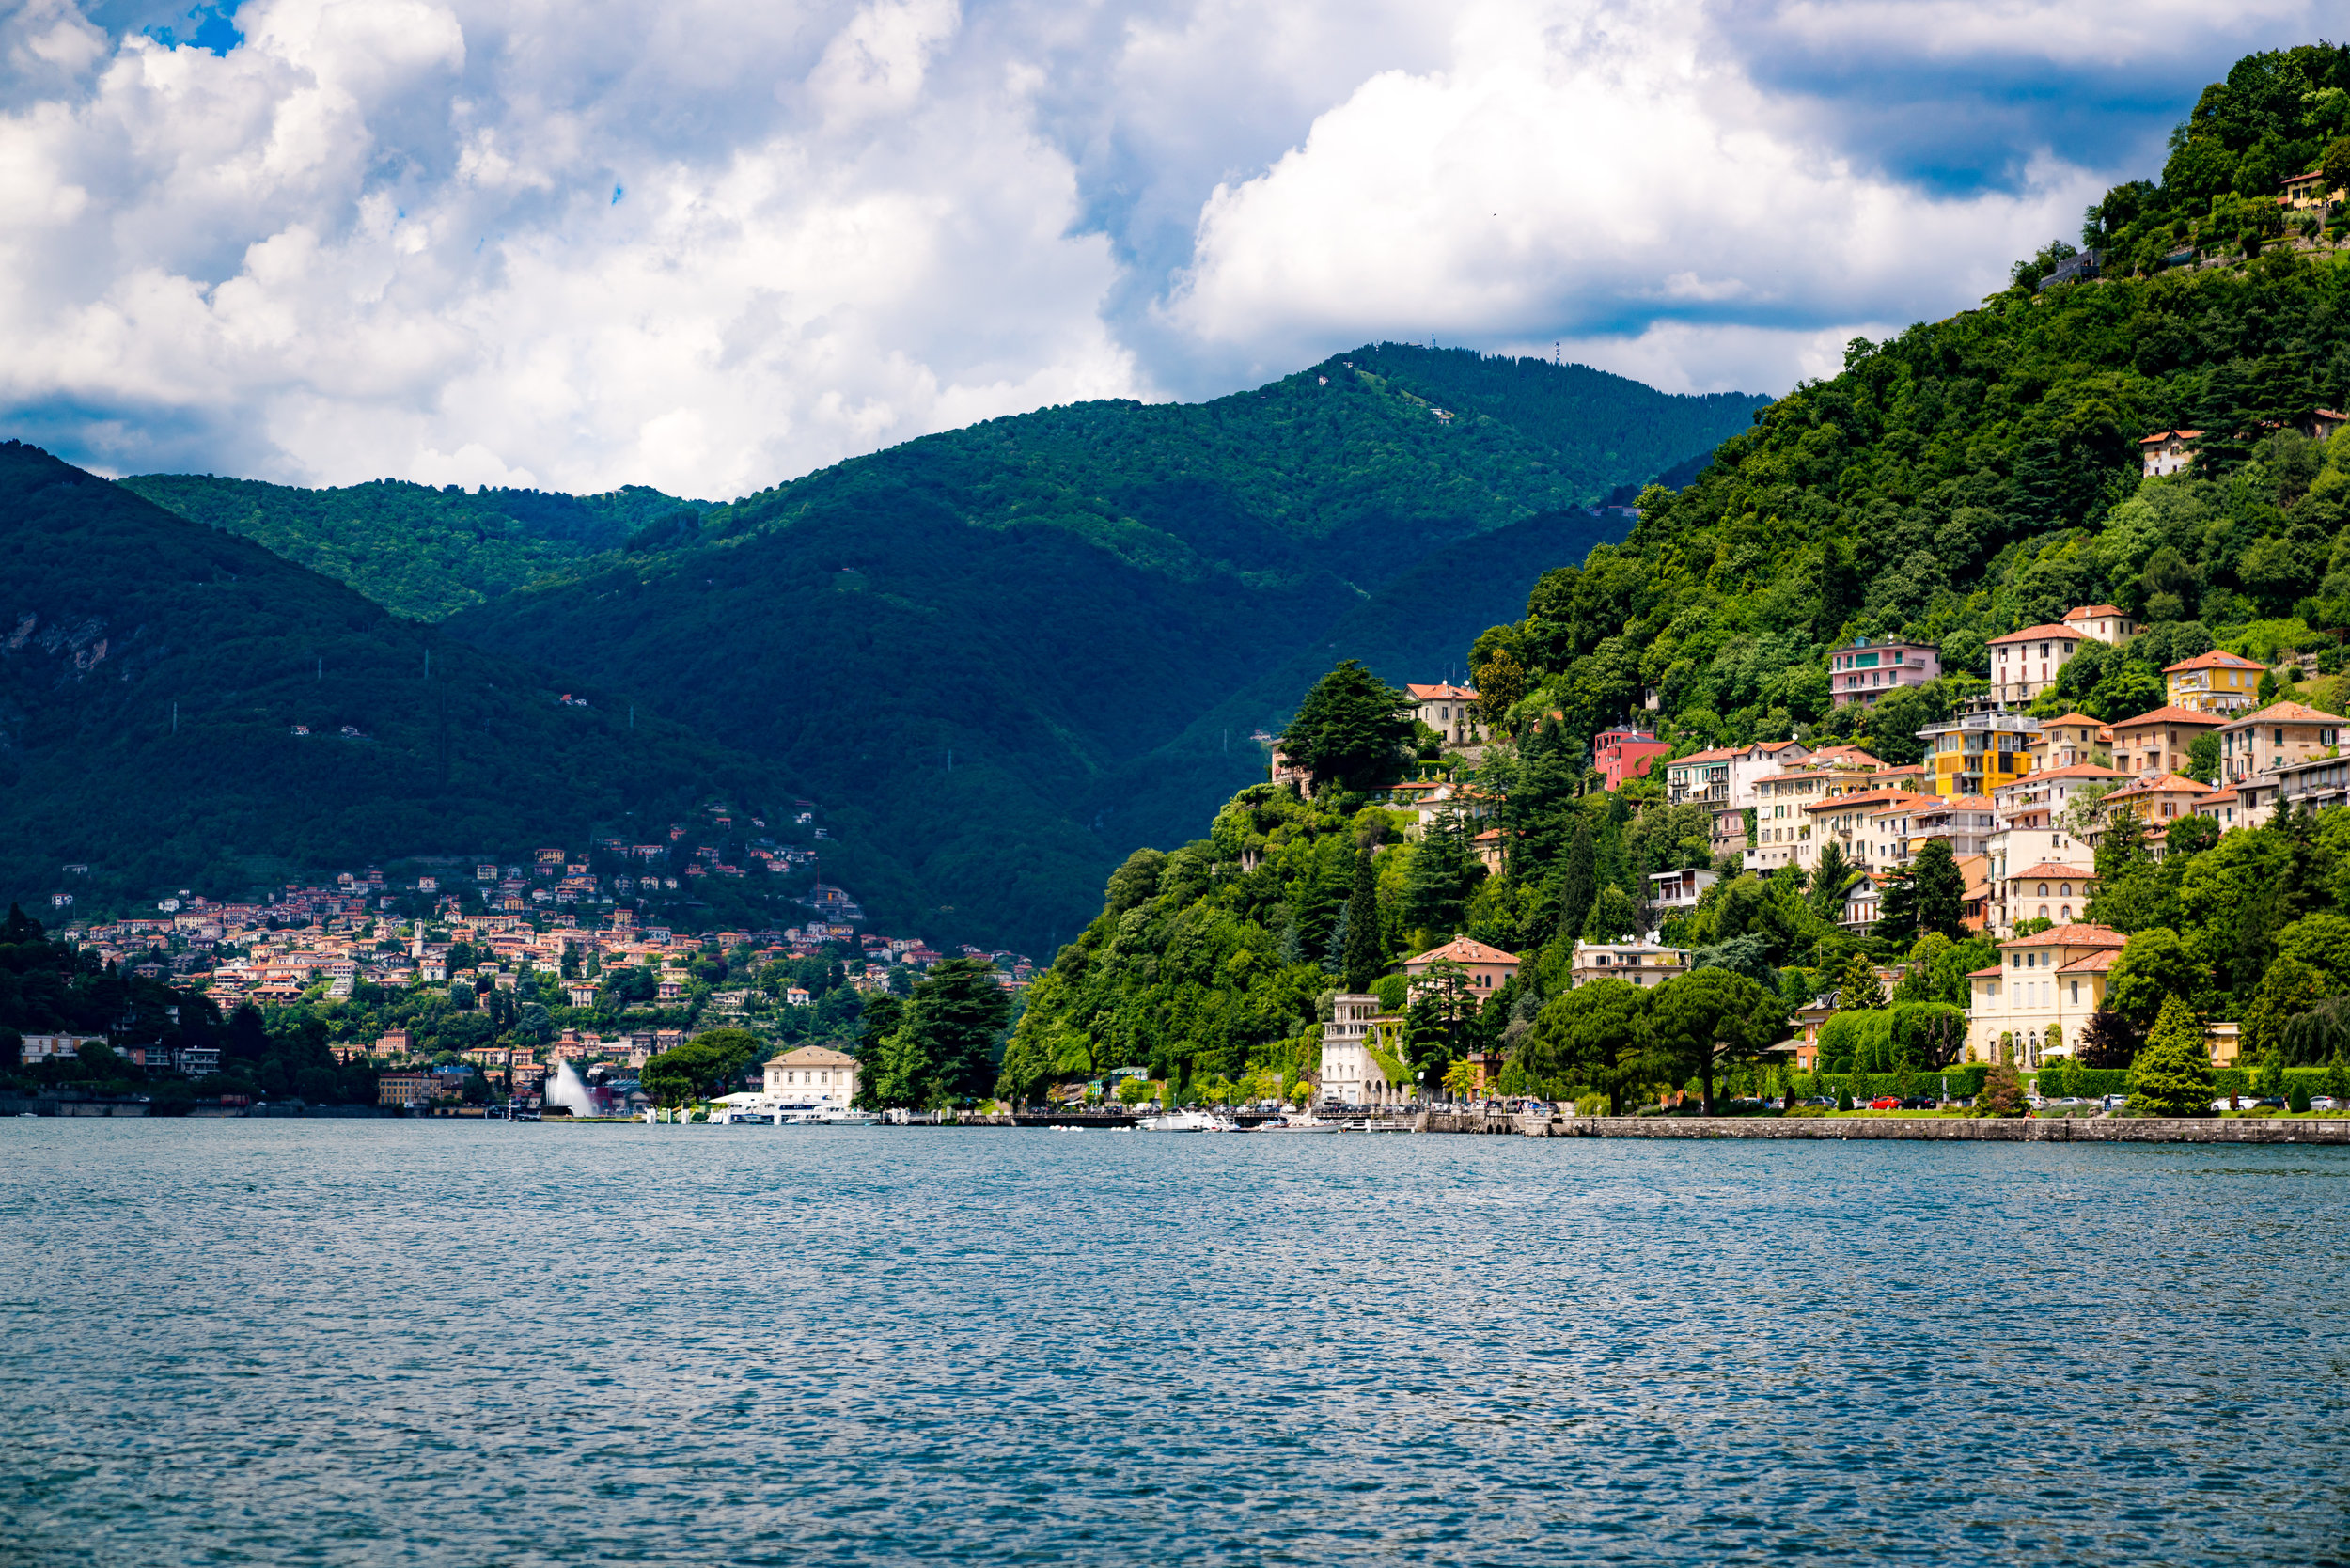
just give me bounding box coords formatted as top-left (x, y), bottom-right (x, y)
top-left (117, 475), bottom-right (707, 621)
top-left (446, 347), bottom-right (1762, 951)
top-left (995, 42), bottom-right (2350, 1113)
top-left (0, 443), bottom-right (797, 910)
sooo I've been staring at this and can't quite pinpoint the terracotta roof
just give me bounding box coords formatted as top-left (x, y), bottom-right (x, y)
top-left (2058, 949), bottom-right (2123, 973)
top-left (1756, 739), bottom-right (1806, 754)
top-left (2108, 705), bottom-right (2227, 731)
top-left (1807, 745), bottom-right (1885, 766)
top-left (1668, 746), bottom-right (1746, 765)
top-left (1808, 789), bottom-right (1931, 815)
top-left (1406, 937), bottom-right (1520, 967)
top-left (2138, 429), bottom-right (2203, 444)
top-left (1989, 623), bottom-right (2083, 645)
top-left (2061, 605), bottom-right (2125, 622)
top-left (770, 1045), bottom-right (856, 1064)
top-left (2108, 772), bottom-right (2220, 800)
top-left (1967, 965), bottom-right (2003, 978)
top-left (2037, 712), bottom-right (2101, 728)
top-left (1406, 682), bottom-right (1479, 701)
top-left (1472, 828), bottom-right (1501, 841)
top-left (2163, 649), bottom-right (2264, 673)
top-left (2216, 700), bottom-right (2341, 730)
top-left (2013, 861), bottom-right (2094, 878)
top-left (2006, 923), bottom-right (2125, 949)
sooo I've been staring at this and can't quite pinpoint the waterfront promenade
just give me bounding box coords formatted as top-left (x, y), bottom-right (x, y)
top-left (1424, 1109), bottom-right (2350, 1143)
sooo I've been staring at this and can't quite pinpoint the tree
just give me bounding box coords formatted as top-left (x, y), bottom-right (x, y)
top-left (1557, 817), bottom-right (1597, 944)
top-left (2185, 732), bottom-right (2221, 784)
top-left (1472, 649), bottom-right (1528, 735)
top-left (1888, 1001), bottom-right (1966, 1071)
top-left (2243, 954), bottom-right (2325, 1063)
top-left (2105, 927), bottom-right (2210, 1028)
top-left (1872, 868), bottom-right (1919, 948)
top-left (1342, 847), bottom-right (1383, 992)
top-left (1517, 978), bottom-right (1653, 1113)
top-left (1808, 839), bottom-right (1857, 923)
top-left (642, 1028), bottom-right (760, 1108)
top-left (2076, 1008), bottom-right (2144, 1069)
top-left (1402, 811), bottom-right (1475, 940)
top-left (2127, 995), bottom-right (2217, 1116)
top-left (1648, 967), bottom-right (1791, 1115)
top-left (2281, 997), bottom-right (2350, 1067)
top-left (1582, 885), bottom-right (1639, 943)
top-left (1837, 952), bottom-right (1887, 1011)
top-left (1910, 839), bottom-right (1966, 941)
top-left (868, 958), bottom-right (1011, 1108)
top-left (1276, 661), bottom-right (1414, 796)
top-left (1689, 933), bottom-right (1778, 989)
top-left (1980, 1061), bottom-right (2029, 1117)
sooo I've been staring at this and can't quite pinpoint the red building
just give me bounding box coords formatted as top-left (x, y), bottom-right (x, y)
top-left (1593, 727), bottom-right (1670, 791)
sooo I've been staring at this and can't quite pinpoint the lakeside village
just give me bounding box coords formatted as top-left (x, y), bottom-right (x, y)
top-left (4, 805), bottom-right (1039, 1118)
top-left (1286, 586), bottom-right (2350, 1120)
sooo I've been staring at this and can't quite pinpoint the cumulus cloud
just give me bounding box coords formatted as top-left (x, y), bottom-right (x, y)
top-left (0, 0), bottom-right (2337, 490)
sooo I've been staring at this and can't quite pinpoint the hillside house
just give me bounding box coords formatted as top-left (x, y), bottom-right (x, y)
top-left (1402, 937), bottom-right (1520, 999)
top-left (1806, 789), bottom-right (1935, 872)
top-left (1987, 624), bottom-right (2084, 705)
top-left (1665, 739), bottom-right (1810, 854)
top-left (2215, 701), bottom-right (2343, 785)
top-left (2026, 713), bottom-right (2111, 772)
top-left (1647, 867), bottom-right (1717, 916)
top-left (1918, 710), bottom-right (2039, 798)
top-left (1747, 755), bottom-right (1888, 872)
top-left (1319, 995), bottom-right (1407, 1107)
top-left (2140, 430), bottom-right (2201, 477)
top-left (2165, 649), bottom-right (2265, 714)
top-left (2060, 604), bottom-right (2138, 646)
top-left (1965, 924), bottom-right (2127, 1066)
top-left (761, 1045), bottom-right (859, 1108)
top-left (1569, 941), bottom-right (1688, 989)
top-left (1592, 727), bottom-right (1669, 791)
top-left (2272, 753), bottom-right (2350, 817)
top-left (2003, 861), bottom-right (2094, 928)
top-left (1406, 682), bottom-right (1481, 746)
top-left (2093, 773), bottom-right (2222, 847)
top-left (2107, 705), bottom-right (2224, 776)
top-left (1993, 761), bottom-right (2130, 834)
top-left (1828, 637), bottom-right (1939, 709)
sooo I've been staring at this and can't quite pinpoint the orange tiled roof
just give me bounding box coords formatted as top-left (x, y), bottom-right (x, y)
top-left (2108, 772), bottom-right (2220, 800)
top-left (2216, 700), bottom-right (2340, 729)
top-left (2058, 949), bottom-right (2123, 973)
top-left (2007, 923), bottom-right (2125, 949)
top-left (1989, 623), bottom-right (2084, 645)
top-left (2025, 762), bottom-right (2131, 781)
top-left (2061, 605), bottom-right (2125, 622)
top-left (2163, 649), bottom-right (2264, 673)
top-left (1406, 682), bottom-right (1479, 701)
top-left (1407, 937), bottom-right (1520, 967)
top-left (2038, 712), bottom-right (2101, 728)
top-left (2013, 861), bottom-right (2094, 878)
top-left (2138, 429), bottom-right (2203, 444)
top-left (1668, 746), bottom-right (1747, 765)
top-left (2108, 705), bottom-right (2228, 730)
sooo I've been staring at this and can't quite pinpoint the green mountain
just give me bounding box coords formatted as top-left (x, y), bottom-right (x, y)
top-left (0, 442), bottom-right (798, 913)
top-left (440, 348), bottom-right (1762, 950)
top-left (114, 475), bottom-right (707, 621)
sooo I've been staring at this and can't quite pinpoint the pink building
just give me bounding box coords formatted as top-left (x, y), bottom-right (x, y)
top-left (1828, 637), bottom-right (1941, 709)
top-left (1592, 727), bottom-right (1670, 791)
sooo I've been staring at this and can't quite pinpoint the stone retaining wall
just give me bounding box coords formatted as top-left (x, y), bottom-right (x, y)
top-left (1462, 1114), bottom-right (2350, 1144)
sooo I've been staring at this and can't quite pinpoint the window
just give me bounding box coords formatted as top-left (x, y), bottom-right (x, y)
top-left (2037, 882), bottom-right (2049, 897)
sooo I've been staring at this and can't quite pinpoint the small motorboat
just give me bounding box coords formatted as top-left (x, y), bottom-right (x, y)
top-left (1257, 1113), bottom-right (1340, 1134)
top-left (1137, 1108), bottom-right (1231, 1132)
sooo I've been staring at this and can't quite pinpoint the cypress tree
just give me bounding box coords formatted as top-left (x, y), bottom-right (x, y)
top-left (1558, 816), bottom-right (1596, 945)
top-left (1343, 847), bottom-right (1381, 993)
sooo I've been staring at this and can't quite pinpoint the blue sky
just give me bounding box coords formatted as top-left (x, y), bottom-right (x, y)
top-left (0, 0), bottom-right (2333, 495)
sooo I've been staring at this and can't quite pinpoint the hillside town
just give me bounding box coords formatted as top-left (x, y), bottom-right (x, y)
top-left (1298, 592), bottom-right (2350, 1107)
top-left (24, 805), bottom-right (1033, 1111)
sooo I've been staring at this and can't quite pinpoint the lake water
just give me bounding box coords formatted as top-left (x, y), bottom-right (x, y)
top-left (4, 1121), bottom-right (2348, 1566)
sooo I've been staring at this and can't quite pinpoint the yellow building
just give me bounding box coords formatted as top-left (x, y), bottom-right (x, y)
top-left (2164, 649), bottom-right (2264, 715)
top-left (1918, 711), bottom-right (2039, 798)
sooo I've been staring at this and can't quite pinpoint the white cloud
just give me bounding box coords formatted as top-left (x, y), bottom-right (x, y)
top-left (1161, 0), bottom-right (2105, 392)
top-left (0, 0), bottom-right (2336, 488)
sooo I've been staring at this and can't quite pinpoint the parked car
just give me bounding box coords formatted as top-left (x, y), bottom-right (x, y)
top-left (2102, 1094), bottom-right (2128, 1111)
top-left (1899, 1096), bottom-right (1937, 1110)
top-left (2254, 1096), bottom-right (2288, 1109)
top-left (1801, 1097), bottom-right (1835, 1107)
top-left (2311, 1096), bottom-right (2339, 1111)
top-left (1868, 1095), bottom-right (1902, 1109)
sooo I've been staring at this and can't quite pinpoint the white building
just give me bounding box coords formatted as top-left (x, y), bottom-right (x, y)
top-left (1647, 867), bottom-right (1718, 917)
top-left (1405, 682), bottom-right (1481, 747)
top-left (762, 1045), bottom-right (860, 1107)
top-left (1569, 941), bottom-right (1689, 989)
top-left (1319, 994), bottom-right (1406, 1106)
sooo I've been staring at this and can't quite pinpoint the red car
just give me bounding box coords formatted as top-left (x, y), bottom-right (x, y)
top-left (1868, 1095), bottom-right (1903, 1110)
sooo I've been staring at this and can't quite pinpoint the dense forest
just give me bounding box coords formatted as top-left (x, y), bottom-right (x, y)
top-left (118, 475), bottom-right (708, 621)
top-left (58, 347), bottom-right (1762, 951)
top-left (0, 443), bottom-right (809, 911)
